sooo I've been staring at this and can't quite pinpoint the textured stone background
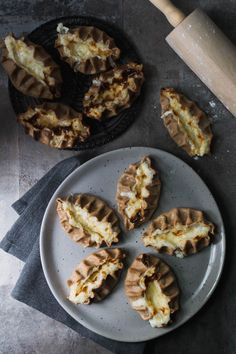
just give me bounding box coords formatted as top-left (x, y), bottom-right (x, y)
top-left (0, 0), bottom-right (236, 353)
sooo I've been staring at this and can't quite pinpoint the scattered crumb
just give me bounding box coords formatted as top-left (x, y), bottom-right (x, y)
top-left (57, 22), bottom-right (69, 34)
top-left (92, 79), bottom-right (101, 86)
top-left (209, 100), bottom-right (216, 108)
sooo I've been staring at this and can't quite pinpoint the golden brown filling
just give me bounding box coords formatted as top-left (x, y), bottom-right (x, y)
top-left (56, 24), bottom-right (113, 62)
top-left (68, 260), bottom-right (123, 304)
top-left (164, 95), bottom-right (210, 156)
top-left (20, 108), bottom-right (86, 131)
top-left (84, 68), bottom-right (141, 119)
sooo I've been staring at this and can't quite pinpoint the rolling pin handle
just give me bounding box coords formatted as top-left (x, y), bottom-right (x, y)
top-left (149, 0), bottom-right (186, 27)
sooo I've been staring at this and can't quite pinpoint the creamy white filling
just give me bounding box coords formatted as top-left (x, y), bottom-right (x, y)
top-left (56, 25), bottom-right (112, 62)
top-left (69, 261), bottom-right (122, 304)
top-left (63, 201), bottom-right (116, 245)
top-left (5, 35), bottom-right (50, 84)
top-left (132, 279), bottom-right (170, 328)
top-left (124, 160), bottom-right (155, 219)
top-left (120, 191), bottom-right (135, 199)
top-left (144, 223), bottom-right (210, 255)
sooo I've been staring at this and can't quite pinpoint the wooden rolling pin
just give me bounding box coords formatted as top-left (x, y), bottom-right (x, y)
top-left (149, 0), bottom-right (236, 117)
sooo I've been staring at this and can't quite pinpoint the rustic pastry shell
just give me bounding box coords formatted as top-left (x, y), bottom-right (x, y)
top-left (125, 253), bottom-right (179, 324)
top-left (116, 156), bottom-right (161, 230)
top-left (68, 248), bottom-right (125, 304)
top-left (1, 34), bottom-right (62, 99)
top-left (56, 194), bottom-right (121, 247)
top-left (142, 208), bottom-right (215, 257)
top-left (160, 88), bottom-right (213, 157)
top-left (83, 62), bottom-right (144, 120)
top-left (55, 25), bottom-right (120, 74)
top-left (18, 102), bottom-right (90, 149)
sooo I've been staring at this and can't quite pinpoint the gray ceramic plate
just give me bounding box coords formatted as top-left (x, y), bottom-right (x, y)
top-left (40, 147), bottom-right (225, 342)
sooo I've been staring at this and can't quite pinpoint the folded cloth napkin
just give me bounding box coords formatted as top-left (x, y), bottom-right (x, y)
top-left (0, 155), bottom-right (146, 354)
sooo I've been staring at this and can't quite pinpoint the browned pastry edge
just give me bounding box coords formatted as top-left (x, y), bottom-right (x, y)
top-left (18, 102), bottom-right (90, 149)
top-left (142, 208), bottom-right (215, 257)
top-left (56, 194), bottom-right (121, 247)
top-left (83, 62), bottom-right (144, 120)
top-left (125, 253), bottom-right (180, 325)
top-left (1, 34), bottom-right (62, 99)
top-left (68, 248), bottom-right (125, 304)
top-left (55, 26), bottom-right (120, 74)
top-left (160, 87), bottom-right (213, 157)
top-left (116, 156), bottom-right (161, 230)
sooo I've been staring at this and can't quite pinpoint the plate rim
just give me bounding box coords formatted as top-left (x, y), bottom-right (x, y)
top-left (40, 146), bottom-right (226, 342)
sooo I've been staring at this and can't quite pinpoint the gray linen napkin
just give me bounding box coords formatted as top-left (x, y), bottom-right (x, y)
top-left (0, 155), bottom-right (146, 354)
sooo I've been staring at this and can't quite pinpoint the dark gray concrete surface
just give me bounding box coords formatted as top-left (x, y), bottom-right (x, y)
top-left (0, 0), bottom-right (235, 353)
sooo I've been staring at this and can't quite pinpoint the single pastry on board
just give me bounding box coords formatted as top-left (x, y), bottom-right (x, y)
top-left (160, 88), bottom-right (213, 157)
top-left (18, 103), bottom-right (90, 149)
top-left (83, 62), bottom-right (144, 120)
top-left (55, 23), bottom-right (120, 74)
top-left (68, 248), bottom-right (125, 304)
top-left (142, 208), bottom-right (215, 258)
top-left (56, 194), bottom-right (121, 247)
top-left (116, 156), bottom-right (161, 230)
top-left (1, 34), bottom-right (62, 99)
top-left (125, 254), bottom-right (180, 328)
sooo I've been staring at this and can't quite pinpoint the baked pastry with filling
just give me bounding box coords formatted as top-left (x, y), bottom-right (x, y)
top-left (142, 208), bottom-right (215, 257)
top-left (18, 103), bottom-right (90, 149)
top-left (83, 62), bottom-right (144, 120)
top-left (55, 23), bottom-right (120, 74)
top-left (1, 34), bottom-right (62, 99)
top-left (125, 254), bottom-right (180, 328)
top-left (116, 156), bottom-right (161, 230)
top-left (160, 88), bottom-right (213, 157)
top-left (68, 248), bottom-right (125, 304)
top-left (56, 194), bottom-right (121, 247)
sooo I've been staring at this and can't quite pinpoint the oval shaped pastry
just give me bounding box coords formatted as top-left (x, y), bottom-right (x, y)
top-left (125, 254), bottom-right (180, 328)
top-left (55, 23), bottom-right (120, 74)
top-left (1, 34), bottom-right (62, 99)
top-left (68, 248), bottom-right (125, 304)
top-left (83, 62), bottom-right (144, 120)
top-left (18, 103), bottom-right (90, 149)
top-left (142, 208), bottom-right (215, 257)
top-left (116, 156), bottom-right (161, 230)
top-left (160, 88), bottom-right (213, 157)
top-left (56, 194), bottom-right (121, 247)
